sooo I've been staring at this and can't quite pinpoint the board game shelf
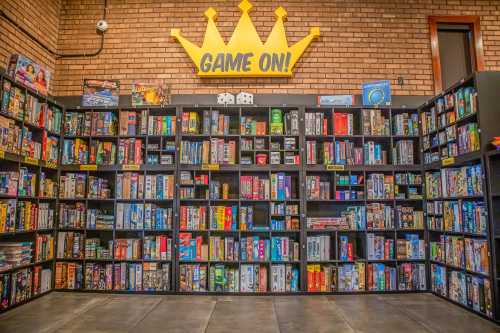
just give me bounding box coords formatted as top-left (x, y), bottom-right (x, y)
top-left (1, 68), bottom-right (500, 322)
top-left (485, 149), bottom-right (500, 321)
top-left (303, 105), bottom-right (425, 293)
top-left (177, 106), bottom-right (302, 293)
top-left (55, 106), bottom-right (177, 293)
top-left (419, 72), bottom-right (500, 320)
top-left (0, 71), bottom-right (62, 312)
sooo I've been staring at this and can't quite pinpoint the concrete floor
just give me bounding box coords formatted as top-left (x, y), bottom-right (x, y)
top-left (0, 292), bottom-right (499, 333)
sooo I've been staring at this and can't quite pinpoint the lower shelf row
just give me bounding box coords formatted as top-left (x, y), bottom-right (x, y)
top-left (1, 265), bottom-right (52, 311)
top-left (53, 261), bottom-right (427, 294)
top-left (431, 263), bottom-right (493, 318)
top-left (0, 261), bottom-right (494, 317)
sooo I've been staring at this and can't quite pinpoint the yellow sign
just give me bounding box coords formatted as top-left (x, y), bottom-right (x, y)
top-left (201, 163), bottom-right (220, 171)
top-left (326, 164), bottom-right (345, 171)
top-left (171, 0), bottom-right (320, 77)
top-left (122, 164), bottom-right (141, 171)
top-left (0, 150), bottom-right (4, 159)
top-left (44, 161), bottom-right (58, 169)
top-left (24, 156), bottom-right (39, 166)
top-left (80, 164), bottom-right (98, 171)
top-left (442, 157), bottom-right (455, 166)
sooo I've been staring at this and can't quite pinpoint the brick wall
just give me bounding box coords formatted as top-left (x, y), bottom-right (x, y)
top-left (0, 0), bottom-right (61, 93)
top-left (3, 0), bottom-right (500, 97)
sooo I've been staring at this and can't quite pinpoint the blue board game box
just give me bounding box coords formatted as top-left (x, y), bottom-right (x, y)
top-left (362, 80), bottom-right (391, 106)
top-left (82, 79), bottom-right (120, 107)
top-left (317, 95), bottom-right (354, 106)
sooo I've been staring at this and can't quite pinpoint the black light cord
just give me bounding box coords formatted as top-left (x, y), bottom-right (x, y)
top-left (0, 0), bottom-right (107, 59)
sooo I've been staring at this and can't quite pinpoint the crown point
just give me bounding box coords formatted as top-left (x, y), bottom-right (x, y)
top-left (274, 7), bottom-right (287, 20)
top-left (204, 7), bottom-right (217, 21)
top-left (239, 0), bottom-right (253, 13)
top-left (310, 27), bottom-right (320, 38)
top-left (171, 28), bottom-right (181, 38)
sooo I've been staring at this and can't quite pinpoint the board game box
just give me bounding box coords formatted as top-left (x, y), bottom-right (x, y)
top-left (82, 79), bottom-right (120, 107)
top-left (7, 54), bottom-right (51, 96)
top-left (362, 80), bottom-right (391, 106)
top-left (131, 81), bottom-right (169, 106)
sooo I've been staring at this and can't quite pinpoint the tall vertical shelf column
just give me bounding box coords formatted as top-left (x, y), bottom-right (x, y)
top-left (485, 150), bottom-right (500, 320)
top-left (0, 72), bottom-right (63, 312)
top-left (304, 106), bottom-right (425, 293)
top-left (177, 105), bottom-right (302, 293)
top-left (56, 106), bottom-right (177, 293)
top-left (419, 72), bottom-right (500, 320)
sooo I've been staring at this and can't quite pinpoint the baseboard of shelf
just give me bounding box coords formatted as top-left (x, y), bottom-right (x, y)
top-left (52, 289), bottom-right (429, 296)
top-left (0, 290), bottom-right (53, 314)
top-left (432, 292), bottom-right (497, 323)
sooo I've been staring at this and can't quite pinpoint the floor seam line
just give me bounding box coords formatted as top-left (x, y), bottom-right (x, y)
top-left (272, 298), bottom-right (282, 333)
top-left (378, 295), bottom-right (439, 333)
top-left (202, 297), bottom-right (218, 333)
top-left (127, 297), bottom-right (163, 332)
top-left (41, 293), bottom-right (114, 333)
top-left (325, 296), bottom-right (358, 333)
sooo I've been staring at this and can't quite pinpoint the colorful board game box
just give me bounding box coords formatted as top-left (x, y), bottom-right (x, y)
top-left (82, 79), bottom-right (120, 107)
top-left (131, 81), bottom-right (169, 106)
top-left (7, 54), bottom-right (51, 96)
top-left (362, 80), bottom-right (391, 106)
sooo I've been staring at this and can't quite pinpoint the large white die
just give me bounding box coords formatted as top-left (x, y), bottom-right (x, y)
top-left (217, 93), bottom-right (235, 105)
top-left (237, 92), bottom-right (254, 105)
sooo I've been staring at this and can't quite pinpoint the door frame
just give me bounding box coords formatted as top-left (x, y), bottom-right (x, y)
top-left (428, 15), bottom-right (485, 94)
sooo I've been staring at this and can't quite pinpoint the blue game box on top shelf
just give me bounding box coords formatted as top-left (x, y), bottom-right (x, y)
top-left (82, 79), bottom-right (120, 107)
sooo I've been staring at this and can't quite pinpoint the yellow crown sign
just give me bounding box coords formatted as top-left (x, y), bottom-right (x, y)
top-left (171, 0), bottom-right (320, 77)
